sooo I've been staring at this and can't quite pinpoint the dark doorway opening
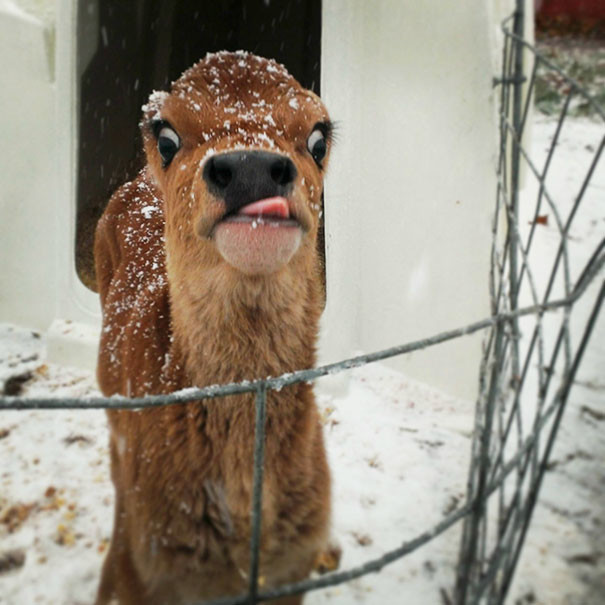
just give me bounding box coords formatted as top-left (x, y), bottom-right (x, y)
top-left (76, 0), bottom-right (323, 292)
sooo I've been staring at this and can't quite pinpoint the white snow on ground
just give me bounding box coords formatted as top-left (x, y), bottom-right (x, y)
top-left (506, 114), bottom-right (605, 605)
top-left (0, 327), bottom-right (112, 605)
top-left (310, 365), bottom-right (474, 605)
top-left (0, 116), bottom-right (603, 604)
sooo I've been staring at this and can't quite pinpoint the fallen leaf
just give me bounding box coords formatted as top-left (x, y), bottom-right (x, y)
top-left (581, 405), bottom-right (605, 422)
top-left (56, 524), bottom-right (76, 546)
top-left (567, 552), bottom-right (601, 565)
top-left (63, 434), bottom-right (93, 446)
top-left (41, 496), bottom-right (66, 512)
top-left (314, 543), bottom-right (342, 573)
top-left (35, 364), bottom-right (49, 377)
top-left (0, 549), bottom-right (25, 574)
top-left (0, 503), bottom-right (35, 533)
top-left (2, 372), bottom-right (33, 396)
top-left (352, 532), bottom-right (373, 547)
top-left (319, 406), bottom-right (335, 424)
top-left (366, 455), bottom-right (382, 469)
top-left (97, 539), bottom-right (109, 554)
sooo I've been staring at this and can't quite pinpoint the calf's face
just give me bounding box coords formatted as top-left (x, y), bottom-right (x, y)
top-left (141, 51), bottom-right (332, 279)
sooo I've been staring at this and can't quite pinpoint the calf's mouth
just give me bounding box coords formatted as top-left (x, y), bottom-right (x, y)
top-left (211, 194), bottom-right (303, 275)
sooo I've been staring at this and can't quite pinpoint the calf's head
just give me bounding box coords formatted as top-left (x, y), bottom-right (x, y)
top-left (141, 51), bottom-right (332, 285)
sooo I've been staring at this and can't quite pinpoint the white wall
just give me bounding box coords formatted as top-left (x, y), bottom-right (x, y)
top-left (0, 0), bottom-right (100, 366)
top-left (9, 0), bottom-right (54, 24)
top-left (319, 1), bottom-right (522, 400)
top-left (0, 0), bottom-right (56, 330)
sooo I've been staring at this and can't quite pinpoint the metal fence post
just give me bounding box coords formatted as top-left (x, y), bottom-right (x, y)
top-left (508, 0), bottom-right (526, 382)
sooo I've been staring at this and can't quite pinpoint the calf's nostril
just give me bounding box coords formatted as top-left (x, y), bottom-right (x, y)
top-left (207, 157), bottom-right (233, 189)
top-left (270, 158), bottom-right (296, 186)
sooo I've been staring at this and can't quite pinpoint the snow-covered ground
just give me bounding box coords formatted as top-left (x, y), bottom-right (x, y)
top-left (506, 114), bottom-right (605, 605)
top-left (0, 114), bottom-right (603, 605)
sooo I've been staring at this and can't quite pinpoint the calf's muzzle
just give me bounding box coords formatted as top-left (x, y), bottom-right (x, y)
top-left (203, 150), bottom-right (297, 216)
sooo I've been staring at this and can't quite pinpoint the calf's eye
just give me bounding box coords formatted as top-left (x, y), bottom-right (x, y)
top-left (157, 125), bottom-right (180, 167)
top-left (307, 128), bottom-right (327, 164)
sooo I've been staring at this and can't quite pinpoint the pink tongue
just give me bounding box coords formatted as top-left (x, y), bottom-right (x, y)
top-left (238, 196), bottom-right (289, 219)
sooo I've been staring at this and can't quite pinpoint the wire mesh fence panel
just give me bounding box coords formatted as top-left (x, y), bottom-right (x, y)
top-left (1, 5), bottom-right (603, 605)
top-left (455, 5), bottom-right (605, 604)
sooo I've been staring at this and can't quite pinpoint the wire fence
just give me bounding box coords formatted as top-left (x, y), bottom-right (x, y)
top-left (455, 4), bottom-right (605, 603)
top-left (1, 5), bottom-right (604, 605)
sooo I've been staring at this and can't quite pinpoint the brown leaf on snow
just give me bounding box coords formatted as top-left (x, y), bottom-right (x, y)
top-left (63, 434), bottom-right (94, 446)
top-left (0, 549), bottom-right (25, 574)
top-left (567, 552), bottom-right (601, 565)
top-left (319, 406), bottom-right (335, 425)
top-left (365, 455), bottom-right (382, 469)
top-left (314, 543), bottom-right (343, 573)
top-left (0, 428), bottom-right (10, 440)
top-left (40, 487), bottom-right (67, 512)
top-left (1, 372), bottom-right (33, 396)
top-left (97, 538), bottom-right (109, 554)
top-left (0, 503), bottom-right (35, 533)
top-left (530, 215), bottom-right (549, 226)
top-left (581, 405), bottom-right (605, 422)
top-left (352, 531), bottom-right (373, 547)
top-left (40, 495), bottom-right (66, 512)
top-left (443, 494), bottom-right (461, 515)
top-left (35, 364), bottom-right (49, 377)
top-left (55, 523), bottom-right (76, 546)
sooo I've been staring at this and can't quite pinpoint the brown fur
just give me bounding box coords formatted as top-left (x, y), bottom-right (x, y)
top-left (93, 52), bottom-right (333, 604)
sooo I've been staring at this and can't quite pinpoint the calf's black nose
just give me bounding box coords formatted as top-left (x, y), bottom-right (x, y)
top-left (203, 150), bottom-right (297, 215)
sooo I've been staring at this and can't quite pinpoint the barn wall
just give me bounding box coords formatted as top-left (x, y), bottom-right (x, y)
top-left (0, 1), bottom-right (57, 330)
top-left (319, 0), bottom-right (528, 400)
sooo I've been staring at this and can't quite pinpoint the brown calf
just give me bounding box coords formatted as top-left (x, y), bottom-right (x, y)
top-left (93, 51), bottom-right (334, 604)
